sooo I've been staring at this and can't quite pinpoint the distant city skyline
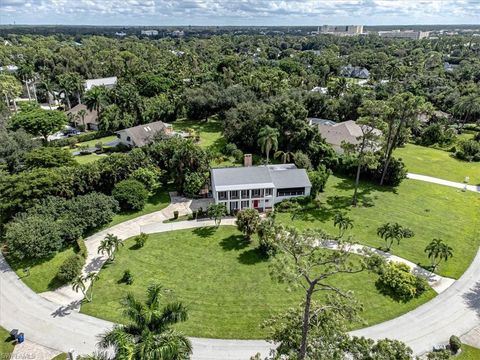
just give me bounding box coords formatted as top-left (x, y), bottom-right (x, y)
top-left (1, 0), bottom-right (479, 26)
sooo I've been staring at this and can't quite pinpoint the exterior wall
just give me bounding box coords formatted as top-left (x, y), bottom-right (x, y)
top-left (212, 186), bottom-right (310, 211)
top-left (116, 131), bottom-right (134, 147)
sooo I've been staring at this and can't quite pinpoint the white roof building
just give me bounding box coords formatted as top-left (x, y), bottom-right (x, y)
top-left (84, 77), bottom-right (118, 91)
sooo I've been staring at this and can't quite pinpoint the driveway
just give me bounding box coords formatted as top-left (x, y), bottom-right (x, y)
top-left (0, 176), bottom-right (479, 358)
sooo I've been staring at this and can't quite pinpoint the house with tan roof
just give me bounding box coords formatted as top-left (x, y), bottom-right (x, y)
top-left (315, 120), bottom-right (382, 153)
top-left (115, 121), bottom-right (173, 147)
top-left (66, 104), bottom-right (98, 131)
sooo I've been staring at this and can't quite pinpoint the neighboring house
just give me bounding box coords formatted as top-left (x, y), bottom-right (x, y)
top-left (444, 62), bottom-right (459, 72)
top-left (141, 30), bottom-right (158, 36)
top-left (341, 65), bottom-right (370, 79)
top-left (84, 77), bottom-right (118, 91)
top-left (210, 162), bottom-right (311, 213)
top-left (310, 86), bottom-right (328, 94)
top-left (308, 118), bottom-right (336, 126)
top-left (315, 120), bottom-right (382, 153)
top-left (66, 104), bottom-right (99, 131)
top-left (0, 65), bottom-right (18, 73)
top-left (115, 121), bottom-right (173, 147)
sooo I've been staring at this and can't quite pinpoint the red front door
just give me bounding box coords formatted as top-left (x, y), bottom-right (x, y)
top-left (253, 200), bottom-right (259, 208)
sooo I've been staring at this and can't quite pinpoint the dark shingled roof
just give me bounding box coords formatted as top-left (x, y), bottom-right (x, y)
top-left (117, 121), bottom-right (168, 147)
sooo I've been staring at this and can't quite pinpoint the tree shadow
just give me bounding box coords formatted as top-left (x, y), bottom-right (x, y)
top-left (129, 243), bottom-right (142, 250)
top-left (462, 281), bottom-right (480, 318)
top-left (47, 275), bottom-right (68, 291)
top-left (237, 248), bottom-right (269, 265)
top-left (374, 280), bottom-right (411, 303)
top-left (219, 235), bottom-right (249, 251)
top-left (193, 226), bottom-right (217, 238)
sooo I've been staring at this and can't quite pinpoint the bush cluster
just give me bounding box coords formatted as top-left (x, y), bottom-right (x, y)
top-left (455, 139), bottom-right (480, 162)
top-left (112, 179), bottom-right (149, 211)
top-left (376, 262), bottom-right (428, 302)
top-left (56, 254), bottom-right (85, 283)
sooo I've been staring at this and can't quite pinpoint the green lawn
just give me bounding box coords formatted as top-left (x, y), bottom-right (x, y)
top-left (74, 135), bottom-right (117, 148)
top-left (396, 143), bottom-right (480, 185)
top-left (0, 326), bottom-right (15, 359)
top-left (172, 117), bottom-right (224, 150)
top-left (81, 226), bottom-right (435, 339)
top-left (8, 246), bottom-right (77, 293)
top-left (276, 175), bottom-right (480, 279)
top-left (458, 345), bottom-right (480, 359)
top-left (74, 153), bottom-right (107, 164)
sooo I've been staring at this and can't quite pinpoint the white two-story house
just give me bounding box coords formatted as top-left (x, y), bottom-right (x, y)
top-left (210, 163), bottom-right (311, 213)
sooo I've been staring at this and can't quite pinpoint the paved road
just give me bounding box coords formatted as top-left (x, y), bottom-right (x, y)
top-left (0, 176), bottom-right (479, 358)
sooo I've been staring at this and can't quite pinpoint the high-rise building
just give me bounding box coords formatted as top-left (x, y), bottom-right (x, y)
top-left (378, 30), bottom-right (429, 40)
top-left (319, 25), bottom-right (364, 36)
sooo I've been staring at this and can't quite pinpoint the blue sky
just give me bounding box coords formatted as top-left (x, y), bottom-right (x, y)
top-left (1, 0), bottom-right (479, 26)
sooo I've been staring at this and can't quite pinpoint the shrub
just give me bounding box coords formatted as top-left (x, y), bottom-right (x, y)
top-left (308, 164), bottom-right (331, 198)
top-left (24, 147), bottom-right (76, 169)
top-left (236, 208), bottom-right (261, 241)
top-left (232, 149), bottom-right (244, 163)
top-left (377, 262), bottom-right (426, 301)
top-left (293, 151), bottom-right (312, 170)
top-left (183, 171), bottom-right (208, 198)
top-left (449, 335), bottom-right (461, 354)
top-left (121, 269), bottom-right (134, 285)
top-left (224, 143), bottom-right (238, 155)
top-left (134, 233), bottom-right (148, 248)
top-left (257, 216), bottom-right (277, 256)
top-left (426, 350), bottom-right (451, 360)
top-left (112, 179), bottom-right (149, 211)
top-left (131, 166), bottom-right (162, 192)
top-left (4, 214), bottom-right (62, 260)
top-left (76, 238), bottom-right (88, 259)
top-left (456, 139), bottom-right (480, 161)
top-left (57, 255), bottom-right (84, 283)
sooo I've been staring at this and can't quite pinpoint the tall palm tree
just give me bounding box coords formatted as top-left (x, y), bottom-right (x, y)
top-left (97, 233), bottom-right (123, 262)
top-left (98, 284), bottom-right (192, 360)
top-left (72, 272), bottom-right (100, 302)
top-left (274, 150), bottom-right (293, 164)
top-left (424, 238), bottom-right (454, 272)
top-left (258, 125), bottom-right (279, 165)
top-left (84, 86), bottom-right (107, 115)
top-left (78, 108), bottom-right (88, 130)
top-left (72, 275), bottom-right (87, 298)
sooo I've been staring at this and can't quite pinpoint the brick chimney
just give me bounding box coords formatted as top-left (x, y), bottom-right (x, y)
top-left (244, 154), bottom-right (252, 167)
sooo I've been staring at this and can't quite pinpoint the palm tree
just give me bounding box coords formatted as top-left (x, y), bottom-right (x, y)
top-left (453, 94), bottom-right (480, 130)
top-left (98, 284), bottom-right (192, 360)
top-left (333, 212), bottom-right (353, 238)
top-left (84, 86), bottom-right (107, 115)
top-left (85, 272), bottom-right (100, 302)
top-left (274, 150), bottom-right (293, 164)
top-left (78, 108), bottom-right (88, 130)
top-left (425, 238), bottom-right (454, 272)
top-left (377, 222), bottom-right (414, 252)
top-left (72, 275), bottom-right (87, 299)
top-left (258, 125), bottom-right (279, 165)
top-left (97, 233), bottom-right (123, 262)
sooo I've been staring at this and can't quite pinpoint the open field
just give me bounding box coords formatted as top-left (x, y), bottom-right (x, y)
top-left (81, 226), bottom-right (435, 339)
top-left (396, 143), bottom-right (480, 185)
top-left (276, 175), bottom-right (480, 279)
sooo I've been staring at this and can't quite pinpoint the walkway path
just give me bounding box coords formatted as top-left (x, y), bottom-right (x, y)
top-left (0, 174), bottom-right (479, 358)
top-left (407, 173), bottom-right (480, 193)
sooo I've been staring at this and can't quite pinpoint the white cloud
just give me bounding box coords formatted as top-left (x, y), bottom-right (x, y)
top-left (0, 0), bottom-right (479, 25)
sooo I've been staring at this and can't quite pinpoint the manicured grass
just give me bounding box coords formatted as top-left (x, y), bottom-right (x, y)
top-left (172, 117), bottom-right (224, 150)
top-left (74, 153), bottom-right (107, 164)
top-left (108, 188), bottom-right (171, 227)
top-left (458, 345), bottom-right (480, 359)
top-left (8, 246), bottom-right (77, 293)
top-left (81, 226), bottom-right (435, 339)
top-left (75, 135), bottom-right (117, 148)
top-left (276, 175), bottom-right (480, 279)
top-left (0, 327), bottom-right (15, 359)
top-left (52, 353), bottom-right (68, 360)
top-left (396, 143), bottom-right (480, 185)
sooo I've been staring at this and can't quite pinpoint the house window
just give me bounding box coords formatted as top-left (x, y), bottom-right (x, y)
top-left (126, 136), bottom-right (131, 142)
top-left (277, 187), bottom-right (305, 197)
top-left (241, 190), bottom-right (249, 198)
top-left (265, 188), bottom-right (272, 196)
top-left (241, 200), bottom-right (249, 209)
top-left (230, 190), bottom-right (239, 200)
top-left (218, 191), bottom-right (227, 200)
top-left (252, 189), bottom-right (261, 197)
